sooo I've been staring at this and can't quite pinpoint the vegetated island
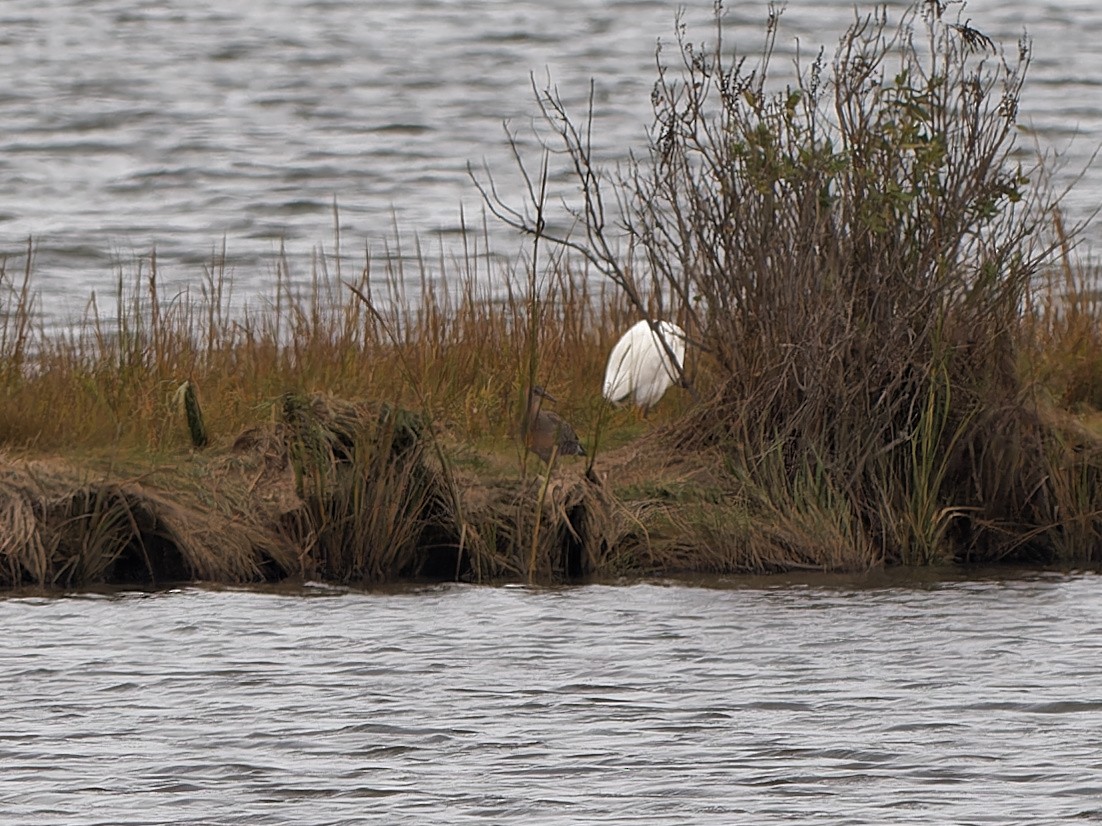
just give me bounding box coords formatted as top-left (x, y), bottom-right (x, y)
top-left (3, 2), bottom-right (1102, 591)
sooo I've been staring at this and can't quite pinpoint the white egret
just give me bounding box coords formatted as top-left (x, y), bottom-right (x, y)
top-left (523, 386), bottom-right (586, 464)
top-left (602, 320), bottom-right (686, 412)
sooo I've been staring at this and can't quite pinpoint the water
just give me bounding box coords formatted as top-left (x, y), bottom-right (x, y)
top-left (1, 0), bottom-right (1100, 318)
top-left (2, 572), bottom-right (1101, 824)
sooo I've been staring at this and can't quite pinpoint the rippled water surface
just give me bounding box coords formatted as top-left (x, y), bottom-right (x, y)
top-left (2, 0), bottom-right (1101, 313)
top-left (2, 574), bottom-right (1102, 824)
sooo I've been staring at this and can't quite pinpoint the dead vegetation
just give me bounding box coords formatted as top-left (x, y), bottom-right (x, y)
top-left (482, 1), bottom-right (1102, 569)
top-left (0, 456), bottom-right (295, 588)
top-left (1, 2), bottom-right (1102, 589)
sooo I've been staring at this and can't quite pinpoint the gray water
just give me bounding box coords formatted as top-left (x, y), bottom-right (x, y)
top-left (2, 0), bottom-right (1101, 317)
top-left (2, 573), bottom-right (1101, 824)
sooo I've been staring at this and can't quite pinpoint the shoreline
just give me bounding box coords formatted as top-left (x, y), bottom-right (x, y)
top-left (2, 392), bottom-right (1097, 592)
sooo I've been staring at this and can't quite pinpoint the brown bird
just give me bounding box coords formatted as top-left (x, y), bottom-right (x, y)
top-left (523, 385), bottom-right (586, 464)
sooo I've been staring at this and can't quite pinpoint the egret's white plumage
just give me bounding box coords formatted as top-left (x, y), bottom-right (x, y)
top-left (602, 320), bottom-right (686, 411)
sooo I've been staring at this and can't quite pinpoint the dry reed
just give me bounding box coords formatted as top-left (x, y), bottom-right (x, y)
top-left (2, 2), bottom-right (1102, 588)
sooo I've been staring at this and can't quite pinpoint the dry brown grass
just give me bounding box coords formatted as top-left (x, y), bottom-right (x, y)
top-left (3, 3), bottom-right (1102, 588)
top-left (0, 229), bottom-right (687, 454)
top-left (0, 231), bottom-right (702, 587)
top-left (0, 454), bottom-right (296, 588)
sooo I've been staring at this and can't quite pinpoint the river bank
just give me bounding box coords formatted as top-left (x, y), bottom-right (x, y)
top-left (4, 4), bottom-right (1102, 589)
top-left (2, 385), bottom-right (1099, 590)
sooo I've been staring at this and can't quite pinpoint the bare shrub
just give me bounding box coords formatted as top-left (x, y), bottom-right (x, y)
top-left (483, 1), bottom-right (1097, 565)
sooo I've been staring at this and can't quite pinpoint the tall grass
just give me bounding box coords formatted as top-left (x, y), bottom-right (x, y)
top-left (0, 218), bottom-right (666, 586)
top-left (0, 219), bottom-right (647, 457)
top-left (3, 2), bottom-right (1102, 585)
